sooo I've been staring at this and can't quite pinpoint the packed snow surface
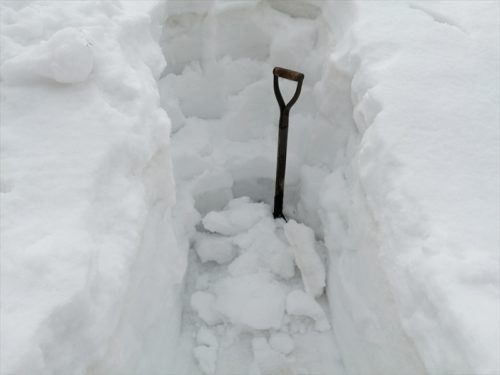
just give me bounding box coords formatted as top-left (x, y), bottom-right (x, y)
top-left (1, 0), bottom-right (498, 374)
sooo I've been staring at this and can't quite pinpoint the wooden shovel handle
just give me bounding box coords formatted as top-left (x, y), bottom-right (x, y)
top-left (273, 67), bottom-right (304, 82)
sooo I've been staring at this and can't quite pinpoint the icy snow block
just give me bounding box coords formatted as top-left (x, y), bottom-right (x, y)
top-left (194, 235), bottom-right (235, 264)
top-left (213, 274), bottom-right (285, 330)
top-left (284, 220), bottom-right (325, 298)
top-left (286, 290), bottom-right (331, 332)
top-left (202, 197), bottom-right (268, 236)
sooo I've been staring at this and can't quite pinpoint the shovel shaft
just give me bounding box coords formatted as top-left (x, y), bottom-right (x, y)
top-left (273, 110), bottom-right (289, 219)
top-left (272, 67), bottom-right (304, 219)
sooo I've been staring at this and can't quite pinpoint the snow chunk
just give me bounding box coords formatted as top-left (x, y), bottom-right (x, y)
top-left (191, 291), bottom-right (223, 326)
top-left (228, 252), bottom-right (260, 276)
top-left (42, 28), bottom-right (93, 83)
top-left (213, 274), bottom-right (285, 330)
top-left (194, 235), bottom-right (235, 264)
top-left (284, 220), bottom-right (325, 297)
top-left (193, 345), bottom-right (217, 375)
top-left (202, 197), bottom-right (268, 236)
top-left (197, 326), bottom-right (218, 348)
top-left (2, 28), bottom-right (93, 84)
top-left (286, 290), bottom-right (331, 332)
top-left (232, 218), bottom-right (295, 279)
top-left (269, 332), bottom-right (295, 355)
top-left (194, 326), bottom-right (219, 374)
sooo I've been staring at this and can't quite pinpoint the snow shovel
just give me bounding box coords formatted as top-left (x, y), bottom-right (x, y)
top-left (272, 67), bottom-right (304, 220)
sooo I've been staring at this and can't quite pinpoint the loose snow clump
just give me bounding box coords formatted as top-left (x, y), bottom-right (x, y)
top-left (2, 28), bottom-right (93, 84)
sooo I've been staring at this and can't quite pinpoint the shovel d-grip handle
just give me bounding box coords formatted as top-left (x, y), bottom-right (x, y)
top-left (272, 67), bottom-right (304, 220)
top-left (273, 67), bottom-right (304, 114)
top-left (273, 67), bottom-right (304, 82)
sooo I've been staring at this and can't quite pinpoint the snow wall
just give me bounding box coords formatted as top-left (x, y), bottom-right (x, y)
top-left (321, 3), bottom-right (499, 374)
top-left (0, 1), bottom-right (498, 374)
top-left (1, 2), bottom-right (185, 373)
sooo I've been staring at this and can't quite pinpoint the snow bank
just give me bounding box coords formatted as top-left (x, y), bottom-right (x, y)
top-left (319, 1), bottom-right (500, 374)
top-left (0, 1), bottom-right (183, 373)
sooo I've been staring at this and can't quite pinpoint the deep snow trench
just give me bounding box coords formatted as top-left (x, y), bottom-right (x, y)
top-left (158, 2), bottom-right (350, 373)
top-left (1, 1), bottom-right (498, 374)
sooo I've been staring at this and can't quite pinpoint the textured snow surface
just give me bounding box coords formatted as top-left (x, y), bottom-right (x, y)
top-left (1, 0), bottom-right (498, 374)
top-left (163, 1), bottom-right (499, 373)
top-left (320, 2), bottom-right (500, 373)
top-left (0, 2), bottom-right (183, 374)
top-left (177, 198), bottom-right (343, 374)
top-left (284, 220), bottom-right (326, 298)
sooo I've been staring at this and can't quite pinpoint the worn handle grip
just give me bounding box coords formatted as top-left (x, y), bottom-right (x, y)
top-left (273, 67), bottom-right (304, 82)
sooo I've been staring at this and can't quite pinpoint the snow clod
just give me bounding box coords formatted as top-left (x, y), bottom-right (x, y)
top-left (2, 28), bottom-right (94, 84)
top-left (193, 326), bottom-right (219, 374)
top-left (194, 235), bottom-right (235, 264)
top-left (213, 274), bottom-right (286, 330)
top-left (284, 220), bottom-right (325, 298)
top-left (202, 197), bottom-right (268, 236)
top-left (193, 345), bottom-right (217, 375)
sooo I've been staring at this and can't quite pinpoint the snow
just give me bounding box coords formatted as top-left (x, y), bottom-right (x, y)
top-left (1, 0), bottom-right (498, 374)
top-left (319, 1), bottom-right (500, 373)
top-left (193, 346), bottom-right (217, 375)
top-left (251, 337), bottom-right (291, 375)
top-left (191, 291), bottom-right (223, 326)
top-left (177, 197), bottom-right (341, 374)
top-left (286, 290), bottom-right (331, 332)
top-left (214, 273), bottom-right (286, 330)
top-left (202, 197), bottom-right (268, 236)
top-left (0, 1), bottom-right (183, 373)
top-left (284, 220), bottom-right (326, 298)
top-left (164, 1), bottom-right (499, 373)
top-left (228, 251), bottom-right (261, 277)
top-left (194, 234), bottom-right (235, 264)
top-left (1, 27), bottom-right (94, 84)
top-left (194, 327), bottom-right (219, 375)
top-left (269, 332), bottom-right (294, 355)
top-left (232, 218), bottom-right (295, 280)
